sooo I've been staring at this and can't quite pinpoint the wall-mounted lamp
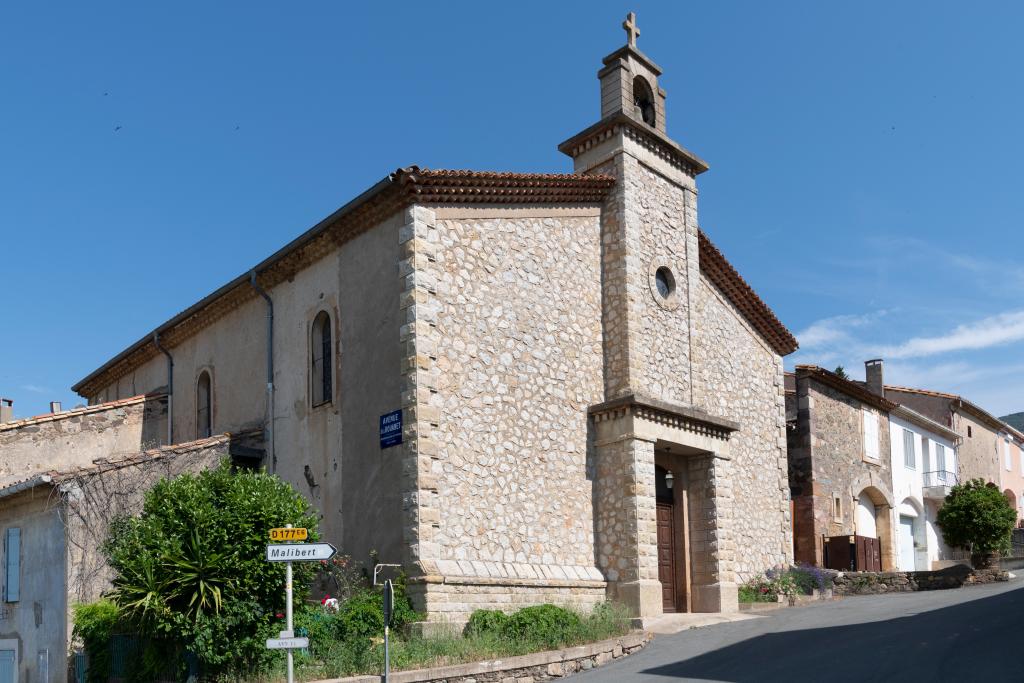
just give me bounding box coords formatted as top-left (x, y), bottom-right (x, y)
top-left (665, 470), bottom-right (674, 490)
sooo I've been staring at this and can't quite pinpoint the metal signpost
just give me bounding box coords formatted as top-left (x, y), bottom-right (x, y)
top-left (265, 526), bottom-right (336, 683)
top-left (383, 579), bottom-right (394, 683)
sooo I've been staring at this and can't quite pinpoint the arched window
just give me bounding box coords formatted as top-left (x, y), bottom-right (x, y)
top-left (196, 371), bottom-right (212, 438)
top-left (633, 76), bottom-right (656, 127)
top-left (311, 311), bottom-right (333, 406)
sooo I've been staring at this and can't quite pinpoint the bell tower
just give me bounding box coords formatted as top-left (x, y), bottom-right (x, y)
top-left (558, 11), bottom-right (710, 404)
top-left (599, 12), bottom-right (668, 134)
top-left (561, 14), bottom-right (740, 619)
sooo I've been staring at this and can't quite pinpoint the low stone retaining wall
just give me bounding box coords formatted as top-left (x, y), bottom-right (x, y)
top-left (311, 632), bottom-right (650, 683)
top-left (832, 565), bottom-right (1008, 595)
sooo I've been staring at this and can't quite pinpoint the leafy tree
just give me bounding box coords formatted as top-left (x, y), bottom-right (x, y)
top-left (103, 462), bottom-right (319, 676)
top-left (833, 366), bottom-right (849, 380)
top-left (936, 478), bottom-right (1016, 567)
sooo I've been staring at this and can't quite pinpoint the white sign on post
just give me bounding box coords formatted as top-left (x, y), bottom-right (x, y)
top-left (266, 637), bottom-right (309, 650)
top-left (265, 542), bottom-right (337, 562)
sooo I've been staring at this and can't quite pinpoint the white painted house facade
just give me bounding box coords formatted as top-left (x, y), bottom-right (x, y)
top-left (888, 406), bottom-right (959, 571)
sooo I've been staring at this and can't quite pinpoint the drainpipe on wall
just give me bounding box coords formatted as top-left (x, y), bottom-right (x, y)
top-left (153, 332), bottom-right (174, 445)
top-left (249, 271), bottom-right (276, 473)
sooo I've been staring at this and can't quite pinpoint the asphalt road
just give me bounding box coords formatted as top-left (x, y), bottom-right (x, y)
top-left (571, 578), bottom-right (1024, 682)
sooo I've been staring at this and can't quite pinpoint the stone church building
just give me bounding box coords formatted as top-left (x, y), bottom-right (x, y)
top-left (67, 15), bottom-right (797, 622)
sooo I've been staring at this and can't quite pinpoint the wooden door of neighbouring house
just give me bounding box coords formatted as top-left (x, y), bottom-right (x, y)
top-left (656, 502), bottom-right (677, 612)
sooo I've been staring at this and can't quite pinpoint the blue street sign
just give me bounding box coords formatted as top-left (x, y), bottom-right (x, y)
top-left (379, 410), bottom-right (403, 449)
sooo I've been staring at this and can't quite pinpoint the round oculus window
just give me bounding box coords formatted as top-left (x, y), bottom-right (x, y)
top-left (655, 267), bottom-right (675, 299)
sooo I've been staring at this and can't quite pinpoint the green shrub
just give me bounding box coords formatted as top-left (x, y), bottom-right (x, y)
top-left (334, 582), bottom-right (418, 640)
top-left (937, 479), bottom-right (1017, 564)
top-left (102, 462), bottom-right (319, 677)
top-left (321, 602), bottom-right (630, 677)
top-left (463, 609), bottom-right (510, 638)
top-left (72, 600), bottom-right (122, 683)
top-left (502, 604), bottom-right (582, 648)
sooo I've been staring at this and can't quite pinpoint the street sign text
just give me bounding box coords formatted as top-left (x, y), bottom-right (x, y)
top-left (266, 542), bottom-right (337, 562)
top-left (269, 527), bottom-right (308, 542)
top-left (266, 637), bottom-right (309, 650)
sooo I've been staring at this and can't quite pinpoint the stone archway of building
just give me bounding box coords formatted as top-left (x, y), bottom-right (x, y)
top-left (1004, 488), bottom-right (1016, 512)
top-left (851, 476), bottom-right (895, 571)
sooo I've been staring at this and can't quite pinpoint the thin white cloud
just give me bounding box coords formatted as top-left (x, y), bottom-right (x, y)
top-left (878, 310), bottom-right (1024, 360)
top-left (20, 384), bottom-right (50, 394)
top-left (796, 312), bottom-right (884, 350)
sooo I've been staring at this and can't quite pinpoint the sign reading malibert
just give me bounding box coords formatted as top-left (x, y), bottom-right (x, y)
top-left (265, 542), bottom-right (337, 562)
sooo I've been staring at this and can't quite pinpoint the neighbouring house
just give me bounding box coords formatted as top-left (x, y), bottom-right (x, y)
top-left (0, 394), bottom-right (168, 481)
top-left (786, 364), bottom-right (896, 572)
top-left (885, 385), bottom-right (1005, 486)
top-left (0, 433), bottom-right (247, 683)
top-left (19, 13), bottom-right (802, 626)
top-left (887, 404), bottom-right (960, 571)
top-left (997, 426), bottom-right (1024, 526)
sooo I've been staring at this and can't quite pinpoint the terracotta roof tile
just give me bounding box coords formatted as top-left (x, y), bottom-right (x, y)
top-left (699, 231), bottom-right (798, 356)
top-left (0, 393), bottom-right (164, 433)
top-left (796, 364), bottom-right (898, 412)
top-left (885, 385), bottom-right (1011, 434)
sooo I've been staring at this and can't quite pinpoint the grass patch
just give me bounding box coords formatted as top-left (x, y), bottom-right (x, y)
top-left (225, 602), bottom-right (632, 681)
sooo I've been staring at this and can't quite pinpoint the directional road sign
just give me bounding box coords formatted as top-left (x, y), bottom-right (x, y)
top-left (266, 636), bottom-right (309, 650)
top-left (265, 542), bottom-right (337, 562)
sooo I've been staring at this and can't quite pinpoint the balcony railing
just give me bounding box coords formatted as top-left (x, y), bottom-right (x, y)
top-left (922, 470), bottom-right (957, 488)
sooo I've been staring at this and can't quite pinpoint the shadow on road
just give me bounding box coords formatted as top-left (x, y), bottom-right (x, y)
top-left (641, 584), bottom-right (1024, 682)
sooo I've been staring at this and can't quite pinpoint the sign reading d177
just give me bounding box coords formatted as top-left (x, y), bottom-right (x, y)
top-left (266, 542), bottom-right (337, 562)
top-left (269, 527), bottom-right (308, 542)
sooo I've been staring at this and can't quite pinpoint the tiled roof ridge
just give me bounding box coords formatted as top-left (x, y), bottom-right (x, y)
top-left (54, 429), bottom-right (259, 482)
top-left (884, 384), bottom-right (959, 399)
top-left (0, 393), bottom-right (163, 433)
top-left (396, 166), bottom-right (615, 204)
top-left (0, 430), bottom-right (258, 498)
top-left (73, 167), bottom-right (616, 398)
top-left (402, 167), bottom-right (616, 183)
top-left (884, 384), bottom-right (1010, 433)
top-left (796, 364), bottom-right (899, 411)
top-left (698, 230), bottom-right (798, 356)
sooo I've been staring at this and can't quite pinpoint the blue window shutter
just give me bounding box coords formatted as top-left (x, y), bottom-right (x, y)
top-left (5, 528), bottom-right (19, 603)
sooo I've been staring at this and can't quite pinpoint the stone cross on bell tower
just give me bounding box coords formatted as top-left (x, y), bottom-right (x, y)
top-left (623, 11), bottom-right (640, 48)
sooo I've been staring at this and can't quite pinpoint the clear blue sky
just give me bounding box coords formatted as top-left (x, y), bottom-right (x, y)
top-left (2, 1), bottom-right (1023, 419)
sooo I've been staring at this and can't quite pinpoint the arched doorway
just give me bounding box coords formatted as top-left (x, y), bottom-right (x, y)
top-left (854, 484), bottom-right (895, 571)
top-left (856, 496), bottom-right (877, 538)
top-left (897, 498), bottom-right (926, 571)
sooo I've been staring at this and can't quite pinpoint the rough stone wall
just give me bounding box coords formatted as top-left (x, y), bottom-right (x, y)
top-left (0, 395), bottom-right (167, 481)
top-left (623, 159), bottom-right (695, 405)
top-left (794, 377), bottom-right (893, 566)
top-left (412, 580), bottom-right (607, 624)
top-left (831, 566), bottom-right (1007, 595)
top-left (591, 156), bottom-right (697, 405)
top-left (954, 410), bottom-right (1000, 485)
top-left (426, 210), bottom-right (604, 579)
top-left (692, 277), bottom-right (791, 582)
top-left (593, 436), bottom-right (656, 590)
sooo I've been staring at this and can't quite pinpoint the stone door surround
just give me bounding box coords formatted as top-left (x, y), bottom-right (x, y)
top-left (590, 393), bottom-right (740, 620)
